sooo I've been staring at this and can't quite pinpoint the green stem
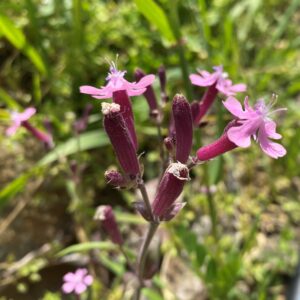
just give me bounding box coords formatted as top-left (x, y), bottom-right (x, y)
top-left (204, 163), bottom-right (218, 241)
top-left (137, 179), bottom-right (154, 221)
top-left (135, 222), bottom-right (159, 300)
top-left (168, 0), bottom-right (193, 100)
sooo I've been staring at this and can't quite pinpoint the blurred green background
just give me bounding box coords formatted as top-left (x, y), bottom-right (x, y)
top-left (0, 0), bottom-right (300, 299)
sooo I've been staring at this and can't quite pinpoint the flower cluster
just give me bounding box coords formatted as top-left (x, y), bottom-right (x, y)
top-left (79, 63), bottom-right (286, 228)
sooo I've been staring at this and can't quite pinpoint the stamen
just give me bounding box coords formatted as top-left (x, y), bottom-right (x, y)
top-left (267, 93), bottom-right (278, 109)
top-left (268, 107), bottom-right (287, 116)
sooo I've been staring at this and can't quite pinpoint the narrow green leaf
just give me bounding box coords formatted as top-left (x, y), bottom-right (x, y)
top-left (98, 253), bottom-right (125, 276)
top-left (0, 88), bottom-right (21, 110)
top-left (57, 241), bottom-right (116, 257)
top-left (0, 167), bottom-right (43, 207)
top-left (39, 130), bottom-right (109, 166)
top-left (0, 13), bottom-right (47, 74)
top-left (0, 13), bottom-right (26, 48)
top-left (134, 0), bottom-right (175, 42)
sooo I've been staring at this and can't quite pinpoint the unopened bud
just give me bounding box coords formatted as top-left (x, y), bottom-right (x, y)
top-left (104, 169), bottom-right (126, 187)
top-left (74, 104), bottom-right (93, 134)
top-left (112, 90), bottom-right (138, 149)
top-left (158, 65), bottom-right (168, 103)
top-left (102, 103), bottom-right (140, 178)
top-left (94, 205), bottom-right (123, 245)
top-left (135, 68), bottom-right (158, 115)
top-left (172, 94), bottom-right (193, 163)
top-left (164, 136), bottom-right (176, 154)
top-left (190, 101), bottom-right (200, 125)
top-left (194, 84), bottom-right (218, 124)
top-left (152, 162), bottom-right (190, 219)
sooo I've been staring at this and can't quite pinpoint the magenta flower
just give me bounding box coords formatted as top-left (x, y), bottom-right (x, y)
top-left (223, 96), bottom-right (287, 159)
top-left (6, 107), bottom-right (53, 147)
top-left (6, 107), bottom-right (36, 136)
top-left (80, 63), bottom-right (154, 149)
top-left (62, 268), bottom-right (93, 295)
top-left (189, 66), bottom-right (246, 124)
top-left (190, 66), bottom-right (246, 97)
top-left (80, 62), bottom-right (155, 99)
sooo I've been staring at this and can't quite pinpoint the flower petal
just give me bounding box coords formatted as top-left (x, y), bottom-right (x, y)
top-left (6, 124), bottom-right (20, 136)
top-left (229, 83), bottom-right (247, 93)
top-left (135, 74), bottom-right (155, 88)
top-left (63, 272), bottom-right (75, 282)
top-left (80, 85), bottom-right (103, 95)
top-left (74, 283), bottom-right (87, 294)
top-left (258, 124), bottom-right (286, 158)
top-left (127, 88), bottom-right (146, 96)
top-left (20, 107), bottom-right (36, 121)
top-left (83, 275), bottom-right (93, 285)
top-left (223, 97), bottom-right (245, 118)
top-left (227, 124), bottom-right (252, 148)
top-left (264, 121), bottom-right (282, 139)
top-left (189, 73), bottom-right (218, 87)
top-left (62, 282), bottom-right (75, 294)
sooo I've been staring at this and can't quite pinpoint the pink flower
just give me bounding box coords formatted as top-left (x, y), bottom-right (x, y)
top-left (80, 62), bottom-right (155, 99)
top-left (189, 66), bottom-right (246, 125)
top-left (189, 65), bottom-right (246, 96)
top-left (6, 107), bottom-right (53, 148)
top-left (223, 96), bottom-right (287, 159)
top-left (6, 107), bottom-right (36, 136)
top-left (62, 268), bottom-right (93, 295)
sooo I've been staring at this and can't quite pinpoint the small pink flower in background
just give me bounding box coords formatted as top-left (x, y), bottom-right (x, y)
top-left (80, 62), bottom-right (155, 99)
top-left (190, 65), bottom-right (246, 96)
top-left (189, 66), bottom-right (246, 125)
top-left (6, 107), bottom-right (53, 148)
top-left (62, 268), bottom-right (93, 295)
top-left (223, 96), bottom-right (287, 159)
top-left (6, 107), bottom-right (36, 136)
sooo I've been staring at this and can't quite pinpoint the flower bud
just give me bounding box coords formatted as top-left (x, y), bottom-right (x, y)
top-left (112, 90), bottom-right (138, 149)
top-left (172, 94), bottom-right (193, 163)
top-left (164, 136), bottom-right (176, 154)
top-left (94, 205), bottom-right (123, 245)
top-left (104, 169), bottom-right (127, 188)
top-left (102, 103), bottom-right (140, 178)
top-left (135, 68), bottom-right (158, 114)
top-left (152, 162), bottom-right (190, 219)
top-left (190, 101), bottom-right (200, 125)
top-left (194, 84), bottom-right (218, 124)
top-left (74, 104), bottom-right (93, 134)
top-left (158, 65), bottom-right (168, 103)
